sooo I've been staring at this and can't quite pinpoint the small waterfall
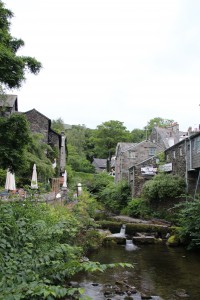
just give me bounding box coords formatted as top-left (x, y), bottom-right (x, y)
top-left (119, 224), bottom-right (126, 236)
top-left (125, 239), bottom-right (138, 251)
top-left (112, 224), bottom-right (126, 237)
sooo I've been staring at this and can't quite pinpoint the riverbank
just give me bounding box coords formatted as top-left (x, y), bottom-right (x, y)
top-left (74, 242), bottom-right (200, 300)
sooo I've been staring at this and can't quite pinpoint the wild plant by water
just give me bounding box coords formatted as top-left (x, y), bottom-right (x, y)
top-left (0, 195), bottom-right (133, 300)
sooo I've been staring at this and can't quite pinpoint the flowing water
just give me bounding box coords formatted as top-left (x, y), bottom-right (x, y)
top-left (76, 243), bottom-right (200, 299)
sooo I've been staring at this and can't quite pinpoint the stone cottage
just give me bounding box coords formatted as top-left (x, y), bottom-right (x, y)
top-left (24, 109), bottom-right (67, 174)
top-left (115, 140), bottom-right (163, 183)
top-left (0, 95), bottom-right (66, 176)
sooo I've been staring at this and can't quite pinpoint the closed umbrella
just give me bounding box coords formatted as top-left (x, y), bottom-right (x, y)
top-left (77, 183), bottom-right (82, 196)
top-left (62, 170), bottom-right (67, 188)
top-left (31, 164), bottom-right (38, 189)
top-left (5, 169), bottom-right (16, 191)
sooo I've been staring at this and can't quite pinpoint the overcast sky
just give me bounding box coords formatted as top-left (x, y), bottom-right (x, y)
top-left (4, 0), bottom-right (200, 131)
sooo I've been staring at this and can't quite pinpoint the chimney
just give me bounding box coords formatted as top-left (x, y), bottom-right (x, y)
top-left (172, 122), bottom-right (179, 133)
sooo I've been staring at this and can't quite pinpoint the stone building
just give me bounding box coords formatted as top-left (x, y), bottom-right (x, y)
top-left (92, 157), bottom-right (115, 175)
top-left (24, 109), bottom-right (66, 175)
top-left (164, 131), bottom-right (200, 196)
top-left (115, 141), bottom-right (163, 183)
top-left (0, 95), bottom-right (67, 176)
top-left (129, 131), bottom-right (200, 198)
top-left (92, 158), bottom-right (107, 173)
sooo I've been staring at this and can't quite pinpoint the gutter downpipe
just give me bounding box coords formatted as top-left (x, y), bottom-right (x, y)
top-left (185, 138), bottom-right (188, 196)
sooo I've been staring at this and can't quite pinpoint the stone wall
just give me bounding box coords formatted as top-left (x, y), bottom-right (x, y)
top-left (24, 109), bottom-right (49, 144)
top-left (130, 156), bottom-right (158, 197)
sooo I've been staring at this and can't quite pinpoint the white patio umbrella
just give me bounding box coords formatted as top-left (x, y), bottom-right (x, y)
top-left (5, 169), bottom-right (16, 191)
top-left (31, 164), bottom-right (38, 189)
top-left (77, 182), bottom-right (82, 196)
top-left (62, 170), bottom-right (67, 188)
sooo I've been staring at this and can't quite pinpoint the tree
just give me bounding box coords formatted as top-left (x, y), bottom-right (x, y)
top-left (51, 118), bottom-right (65, 134)
top-left (67, 144), bottom-right (95, 173)
top-left (131, 128), bottom-right (146, 143)
top-left (0, 1), bottom-right (42, 89)
top-left (92, 120), bottom-right (132, 158)
top-left (66, 125), bottom-right (88, 155)
top-left (146, 117), bottom-right (174, 134)
top-left (0, 113), bottom-right (31, 172)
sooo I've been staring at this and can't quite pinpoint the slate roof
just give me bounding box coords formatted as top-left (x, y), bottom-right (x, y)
top-left (156, 127), bottom-right (187, 148)
top-left (92, 158), bottom-right (107, 169)
top-left (24, 108), bottom-right (51, 121)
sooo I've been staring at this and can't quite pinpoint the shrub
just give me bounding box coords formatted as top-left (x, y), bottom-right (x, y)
top-left (99, 180), bottom-right (131, 213)
top-left (142, 173), bottom-right (185, 202)
top-left (89, 172), bottom-right (114, 197)
top-left (176, 197), bottom-right (200, 249)
top-left (121, 197), bottom-right (151, 218)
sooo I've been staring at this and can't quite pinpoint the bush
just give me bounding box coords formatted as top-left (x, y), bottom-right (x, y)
top-left (99, 180), bottom-right (131, 213)
top-left (176, 197), bottom-right (200, 249)
top-left (89, 172), bottom-right (114, 197)
top-left (121, 198), bottom-right (151, 219)
top-left (142, 173), bottom-right (185, 202)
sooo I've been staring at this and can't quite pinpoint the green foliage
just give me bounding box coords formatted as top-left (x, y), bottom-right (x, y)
top-left (146, 117), bottom-right (174, 133)
top-left (176, 198), bottom-right (200, 249)
top-left (66, 125), bottom-right (89, 154)
top-left (157, 152), bottom-right (166, 164)
top-left (130, 128), bottom-right (146, 143)
top-left (0, 196), bottom-right (132, 299)
top-left (121, 197), bottom-right (151, 218)
top-left (67, 144), bottom-right (95, 173)
top-left (92, 120), bottom-right (132, 158)
top-left (0, 1), bottom-right (41, 89)
top-left (0, 199), bottom-right (82, 299)
top-left (0, 168), bottom-right (6, 186)
top-left (0, 114), bottom-right (31, 172)
top-left (99, 180), bottom-right (131, 213)
top-left (15, 133), bottom-right (55, 187)
top-left (89, 172), bottom-right (114, 197)
top-left (72, 191), bottom-right (102, 224)
top-left (51, 118), bottom-right (66, 134)
top-left (142, 173), bottom-right (185, 202)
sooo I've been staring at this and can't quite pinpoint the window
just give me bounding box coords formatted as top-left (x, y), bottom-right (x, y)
top-left (149, 147), bottom-right (156, 156)
top-left (173, 150), bottom-right (176, 159)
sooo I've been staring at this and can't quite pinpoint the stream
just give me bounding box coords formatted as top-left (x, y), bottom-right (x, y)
top-left (75, 242), bottom-right (200, 299)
